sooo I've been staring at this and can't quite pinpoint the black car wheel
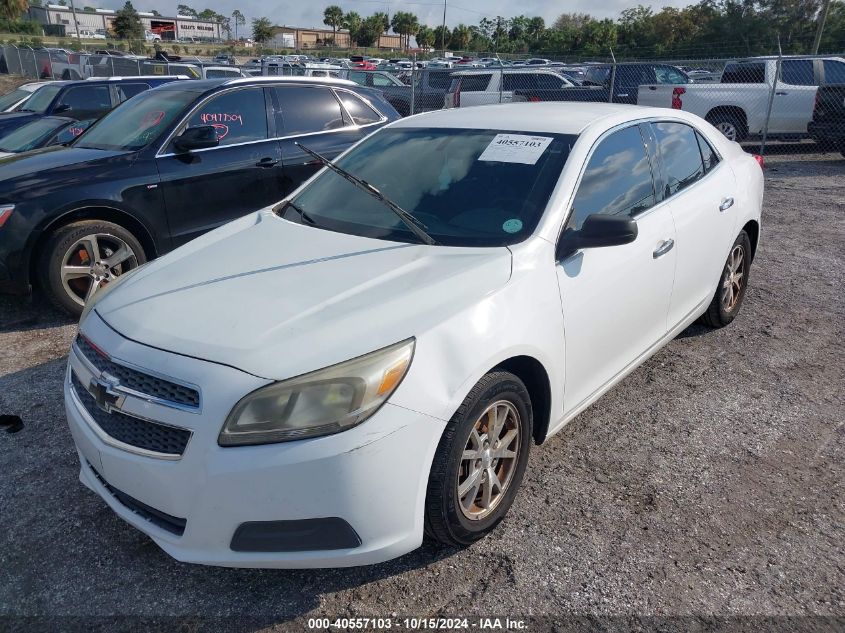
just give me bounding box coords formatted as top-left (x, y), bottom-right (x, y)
top-left (424, 371), bottom-right (533, 546)
top-left (700, 231), bottom-right (752, 328)
top-left (40, 220), bottom-right (146, 317)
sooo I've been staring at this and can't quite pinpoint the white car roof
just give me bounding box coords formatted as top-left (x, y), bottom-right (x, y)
top-left (223, 76), bottom-right (357, 87)
top-left (451, 68), bottom-right (564, 76)
top-left (392, 102), bottom-right (653, 136)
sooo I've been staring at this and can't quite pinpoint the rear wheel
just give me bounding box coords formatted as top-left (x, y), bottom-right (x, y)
top-left (39, 220), bottom-right (146, 317)
top-left (707, 112), bottom-right (747, 142)
top-left (700, 231), bottom-right (752, 328)
top-left (424, 371), bottom-right (532, 546)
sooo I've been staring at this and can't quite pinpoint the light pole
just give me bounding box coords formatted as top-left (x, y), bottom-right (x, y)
top-left (440, 0), bottom-right (448, 55)
top-left (68, 0), bottom-right (83, 47)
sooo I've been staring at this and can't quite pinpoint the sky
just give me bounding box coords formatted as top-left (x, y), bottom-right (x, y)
top-left (96, 1), bottom-right (692, 30)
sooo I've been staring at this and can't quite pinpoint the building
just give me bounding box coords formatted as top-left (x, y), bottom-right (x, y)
top-left (27, 5), bottom-right (223, 42)
top-left (271, 25), bottom-right (402, 51)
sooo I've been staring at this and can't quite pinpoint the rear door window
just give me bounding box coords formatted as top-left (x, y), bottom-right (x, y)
top-left (427, 72), bottom-right (453, 89)
top-left (503, 74), bottom-right (539, 91)
top-left (822, 59), bottom-right (845, 84)
top-left (460, 74), bottom-right (492, 91)
top-left (651, 121), bottom-right (706, 196)
top-left (722, 62), bottom-right (765, 83)
top-left (273, 86), bottom-right (346, 136)
top-left (337, 91), bottom-right (381, 126)
top-left (781, 59), bottom-right (815, 86)
top-left (186, 87), bottom-right (268, 146)
top-left (695, 131), bottom-right (720, 172)
top-left (115, 82), bottom-right (150, 103)
top-left (537, 73), bottom-right (566, 88)
top-left (655, 66), bottom-right (688, 84)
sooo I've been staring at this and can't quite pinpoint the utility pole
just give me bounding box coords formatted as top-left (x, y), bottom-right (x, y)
top-left (441, 0), bottom-right (447, 54)
top-left (812, 0), bottom-right (831, 55)
top-left (68, 0), bottom-right (83, 47)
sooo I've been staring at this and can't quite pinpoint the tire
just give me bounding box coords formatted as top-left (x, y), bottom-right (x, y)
top-left (424, 371), bottom-right (533, 546)
top-left (707, 112), bottom-right (747, 143)
top-left (839, 142), bottom-right (845, 159)
top-left (700, 231), bottom-right (752, 329)
top-left (39, 220), bottom-right (146, 317)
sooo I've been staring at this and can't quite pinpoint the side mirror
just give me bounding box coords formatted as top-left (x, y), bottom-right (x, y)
top-left (53, 103), bottom-right (71, 113)
top-left (173, 125), bottom-right (219, 152)
top-left (558, 214), bottom-right (638, 260)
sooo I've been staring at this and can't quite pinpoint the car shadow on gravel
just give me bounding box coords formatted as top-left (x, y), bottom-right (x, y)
top-left (0, 293), bottom-right (74, 333)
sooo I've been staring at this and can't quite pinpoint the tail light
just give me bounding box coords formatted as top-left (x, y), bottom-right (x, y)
top-left (752, 154), bottom-right (764, 169)
top-left (529, 96), bottom-right (541, 102)
top-left (671, 86), bottom-right (685, 109)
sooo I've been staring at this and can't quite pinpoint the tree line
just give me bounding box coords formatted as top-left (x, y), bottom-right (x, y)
top-left (319, 1), bottom-right (845, 58)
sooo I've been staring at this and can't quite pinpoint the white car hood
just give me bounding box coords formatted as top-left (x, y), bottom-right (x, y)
top-left (96, 211), bottom-right (513, 380)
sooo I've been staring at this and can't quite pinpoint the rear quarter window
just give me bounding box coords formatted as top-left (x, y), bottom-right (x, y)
top-left (459, 74), bottom-right (492, 91)
top-left (722, 63), bottom-right (765, 84)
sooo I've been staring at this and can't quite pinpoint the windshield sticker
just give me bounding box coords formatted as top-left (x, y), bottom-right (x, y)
top-left (502, 218), bottom-right (523, 233)
top-left (478, 134), bottom-right (553, 165)
top-left (140, 111), bottom-right (165, 128)
top-left (210, 123), bottom-right (229, 139)
top-left (200, 112), bottom-right (243, 126)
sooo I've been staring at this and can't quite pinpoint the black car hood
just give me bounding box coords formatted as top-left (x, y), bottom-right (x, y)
top-left (0, 146), bottom-right (129, 184)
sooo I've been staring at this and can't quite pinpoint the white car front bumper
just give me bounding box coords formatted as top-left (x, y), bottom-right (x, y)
top-left (64, 313), bottom-right (446, 568)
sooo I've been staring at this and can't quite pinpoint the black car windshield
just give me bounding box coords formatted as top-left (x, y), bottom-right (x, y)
top-left (17, 84), bottom-right (62, 113)
top-left (0, 118), bottom-right (69, 153)
top-left (74, 89), bottom-right (199, 151)
top-left (285, 128), bottom-right (575, 247)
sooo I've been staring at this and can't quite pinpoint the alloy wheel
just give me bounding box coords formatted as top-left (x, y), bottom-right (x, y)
top-left (60, 233), bottom-right (139, 307)
top-left (715, 121), bottom-right (737, 141)
top-left (721, 243), bottom-right (745, 312)
top-left (457, 400), bottom-right (521, 521)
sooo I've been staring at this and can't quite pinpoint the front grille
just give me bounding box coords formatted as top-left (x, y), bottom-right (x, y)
top-left (87, 461), bottom-right (186, 536)
top-left (75, 335), bottom-right (200, 409)
top-left (72, 373), bottom-right (191, 456)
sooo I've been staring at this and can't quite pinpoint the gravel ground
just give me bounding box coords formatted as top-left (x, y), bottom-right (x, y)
top-left (0, 149), bottom-right (842, 631)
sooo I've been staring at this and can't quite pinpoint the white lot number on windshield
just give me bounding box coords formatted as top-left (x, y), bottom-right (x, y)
top-left (478, 134), bottom-right (553, 165)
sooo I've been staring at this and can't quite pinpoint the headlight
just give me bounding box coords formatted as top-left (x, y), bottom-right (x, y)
top-left (79, 264), bottom-right (145, 324)
top-left (219, 339), bottom-right (415, 446)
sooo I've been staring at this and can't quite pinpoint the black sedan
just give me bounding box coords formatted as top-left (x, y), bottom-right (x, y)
top-left (0, 77), bottom-right (400, 315)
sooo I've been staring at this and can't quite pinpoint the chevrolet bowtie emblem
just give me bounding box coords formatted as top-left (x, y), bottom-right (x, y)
top-left (89, 373), bottom-right (125, 414)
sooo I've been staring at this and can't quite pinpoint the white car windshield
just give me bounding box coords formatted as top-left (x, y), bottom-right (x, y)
top-left (283, 128), bottom-right (576, 247)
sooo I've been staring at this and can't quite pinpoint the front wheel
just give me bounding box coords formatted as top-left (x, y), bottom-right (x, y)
top-left (424, 371), bottom-right (533, 546)
top-left (700, 231), bottom-right (752, 328)
top-left (39, 220), bottom-right (146, 317)
top-left (707, 112), bottom-right (747, 142)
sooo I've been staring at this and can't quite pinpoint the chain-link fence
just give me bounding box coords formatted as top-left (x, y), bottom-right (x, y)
top-left (1, 45), bottom-right (843, 158)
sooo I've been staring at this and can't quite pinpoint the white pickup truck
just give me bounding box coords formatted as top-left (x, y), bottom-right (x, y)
top-left (638, 56), bottom-right (845, 141)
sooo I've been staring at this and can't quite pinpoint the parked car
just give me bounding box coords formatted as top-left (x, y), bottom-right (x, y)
top-left (445, 69), bottom-right (574, 108)
top-left (808, 84), bottom-right (845, 156)
top-left (0, 116), bottom-right (94, 158)
top-left (544, 62), bottom-right (690, 105)
top-left (0, 82), bottom-right (48, 112)
top-left (637, 56), bottom-right (845, 141)
top-left (0, 77), bottom-right (400, 314)
top-left (0, 76), bottom-right (185, 140)
top-left (213, 53), bottom-right (237, 66)
top-left (61, 102), bottom-right (763, 568)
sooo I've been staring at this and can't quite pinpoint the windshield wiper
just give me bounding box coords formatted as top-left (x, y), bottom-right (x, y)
top-left (295, 142), bottom-right (438, 246)
top-left (276, 199), bottom-right (318, 226)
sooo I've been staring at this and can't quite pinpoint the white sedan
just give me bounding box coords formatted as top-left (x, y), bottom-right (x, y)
top-left (64, 103), bottom-right (763, 568)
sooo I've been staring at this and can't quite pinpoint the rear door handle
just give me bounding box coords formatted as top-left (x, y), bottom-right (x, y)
top-left (653, 239), bottom-right (675, 259)
top-left (775, 91), bottom-right (788, 96)
top-left (719, 197), bottom-right (735, 212)
top-left (256, 157), bottom-right (279, 168)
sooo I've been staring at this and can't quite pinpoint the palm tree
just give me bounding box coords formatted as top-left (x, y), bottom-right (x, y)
top-left (232, 9), bottom-right (245, 41)
top-left (416, 25), bottom-right (435, 49)
top-left (0, 0), bottom-right (28, 21)
top-left (452, 24), bottom-right (471, 50)
top-left (343, 11), bottom-right (362, 47)
top-left (527, 16), bottom-right (545, 42)
top-left (323, 5), bottom-right (344, 46)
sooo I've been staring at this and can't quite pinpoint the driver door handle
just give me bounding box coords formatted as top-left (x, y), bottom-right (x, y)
top-left (256, 157), bottom-right (279, 168)
top-left (653, 239), bottom-right (675, 259)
